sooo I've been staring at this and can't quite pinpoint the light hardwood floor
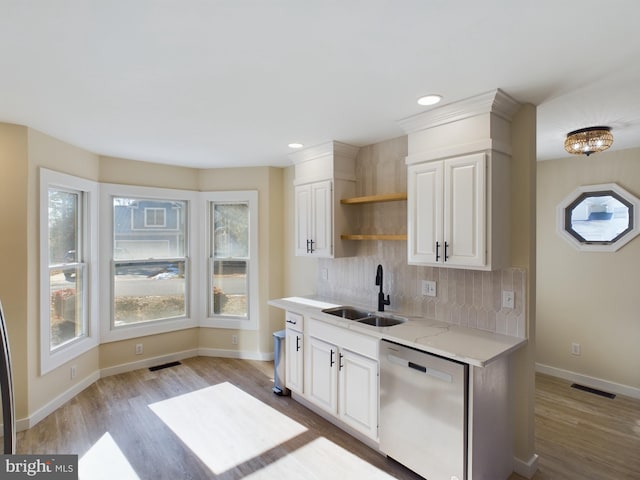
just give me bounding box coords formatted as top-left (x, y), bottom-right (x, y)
top-left (16, 357), bottom-right (640, 479)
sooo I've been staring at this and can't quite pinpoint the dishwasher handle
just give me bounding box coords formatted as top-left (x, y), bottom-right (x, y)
top-left (387, 353), bottom-right (453, 383)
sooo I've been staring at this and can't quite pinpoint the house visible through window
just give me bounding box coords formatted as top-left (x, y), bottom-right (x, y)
top-left (48, 188), bottom-right (87, 349)
top-left (112, 197), bottom-right (188, 326)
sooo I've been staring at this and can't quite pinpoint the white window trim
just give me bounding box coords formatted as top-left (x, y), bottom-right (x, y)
top-left (39, 169), bottom-right (99, 375)
top-left (200, 191), bottom-right (259, 330)
top-left (100, 183), bottom-right (200, 343)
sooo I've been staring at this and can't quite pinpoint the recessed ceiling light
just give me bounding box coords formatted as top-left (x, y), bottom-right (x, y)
top-left (288, 143), bottom-right (304, 149)
top-left (417, 94), bottom-right (442, 106)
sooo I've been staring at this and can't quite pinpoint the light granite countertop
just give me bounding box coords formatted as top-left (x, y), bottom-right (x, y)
top-left (268, 296), bottom-right (527, 368)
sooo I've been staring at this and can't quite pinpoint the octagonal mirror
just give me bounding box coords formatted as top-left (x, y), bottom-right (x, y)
top-left (557, 183), bottom-right (640, 252)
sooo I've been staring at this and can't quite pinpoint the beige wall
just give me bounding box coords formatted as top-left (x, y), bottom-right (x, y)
top-left (537, 147), bottom-right (640, 391)
top-left (0, 123), bottom-right (287, 423)
top-left (0, 123), bottom-right (29, 420)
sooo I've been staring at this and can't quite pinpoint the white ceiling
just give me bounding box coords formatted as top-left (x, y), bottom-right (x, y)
top-left (2, 1), bottom-right (640, 168)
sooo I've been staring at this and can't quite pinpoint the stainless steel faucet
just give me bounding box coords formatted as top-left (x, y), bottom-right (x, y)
top-left (376, 264), bottom-right (391, 312)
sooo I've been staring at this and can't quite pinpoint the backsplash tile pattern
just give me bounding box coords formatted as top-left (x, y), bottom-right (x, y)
top-left (316, 135), bottom-right (527, 339)
top-left (317, 245), bottom-right (527, 338)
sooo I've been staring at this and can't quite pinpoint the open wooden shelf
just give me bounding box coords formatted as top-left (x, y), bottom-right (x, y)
top-left (341, 234), bottom-right (407, 241)
top-left (340, 192), bottom-right (407, 205)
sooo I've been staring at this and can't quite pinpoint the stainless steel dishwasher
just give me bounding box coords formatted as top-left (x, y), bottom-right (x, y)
top-left (379, 339), bottom-right (468, 480)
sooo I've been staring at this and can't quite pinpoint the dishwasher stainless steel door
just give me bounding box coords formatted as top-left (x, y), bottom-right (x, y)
top-left (379, 339), bottom-right (468, 480)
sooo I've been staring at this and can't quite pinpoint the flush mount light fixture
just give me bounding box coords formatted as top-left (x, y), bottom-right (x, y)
top-left (564, 126), bottom-right (613, 156)
top-left (288, 143), bottom-right (303, 149)
top-left (417, 94), bottom-right (442, 106)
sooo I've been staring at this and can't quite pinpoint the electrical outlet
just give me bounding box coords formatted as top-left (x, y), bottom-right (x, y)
top-left (502, 291), bottom-right (515, 309)
top-left (70, 365), bottom-right (77, 380)
top-left (321, 268), bottom-right (328, 281)
top-left (421, 280), bottom-right (437, 297)
top-left (135, 343), bottom-right (143, 355)
top-left (232, 335), bottom-right (238, 345)
top-left (571, 342), bottom-right (581, 356)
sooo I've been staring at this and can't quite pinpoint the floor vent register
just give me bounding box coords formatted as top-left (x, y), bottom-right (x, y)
top-left (149, 361), bottom-right (182, 372)
top-left (570, 383), bottom-right (616, 399)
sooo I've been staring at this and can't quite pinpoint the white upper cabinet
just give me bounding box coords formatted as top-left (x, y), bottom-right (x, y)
top-left (401, 89), bottom-right (519, 271)
top-left (291, 141), bottom-right (359, 258)
top-left (409, 153), bottom-right (487, 267)
top-left (295, 180), bottom-right (333, 256)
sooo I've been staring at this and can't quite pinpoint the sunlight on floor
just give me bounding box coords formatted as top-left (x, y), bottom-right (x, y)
top-left (244, 436), bottom-right (396, 480)
top-left (149, 381), bottom-right (308, 474)
top-left (79, 432), bottom-right (140, 480)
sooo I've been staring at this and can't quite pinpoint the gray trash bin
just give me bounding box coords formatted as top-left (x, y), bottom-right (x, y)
top-left (272, 329), bottom-right (290, 396)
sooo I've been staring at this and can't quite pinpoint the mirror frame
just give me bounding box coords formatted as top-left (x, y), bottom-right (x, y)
top-left (556, 182), bottom-right (640, 252)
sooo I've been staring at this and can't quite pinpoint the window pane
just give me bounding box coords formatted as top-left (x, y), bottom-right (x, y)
top-left (210, 202), bottom-right (249, 318)
top-left (113, 197), bottom-right (186, 260)
top-left (113, 260), bottom-right (186, 325)
top-left (48, 190), bottom-right (79, 264)
top-left (50, 266), bottom-right (85, 349)
top-left (213, 203), bottom-right (249, 258)
top-left (48, 187), bottom-right (85, 350)
top-left (212, 260), bottom-right (247, 317)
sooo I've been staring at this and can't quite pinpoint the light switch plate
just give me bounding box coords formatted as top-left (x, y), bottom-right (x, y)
top-left (422, 280), bottom-right (437, 297)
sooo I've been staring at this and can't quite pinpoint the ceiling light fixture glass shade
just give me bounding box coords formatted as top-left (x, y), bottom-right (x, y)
top-left (564, 126), bottom-right (613, 156)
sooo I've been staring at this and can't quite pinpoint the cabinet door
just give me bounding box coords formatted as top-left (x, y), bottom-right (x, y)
top-left (306, 336), bottom-right (338, 414)
top-left (443, 153), bottom-right (486, 267)
top-left (294, 184), bottom-right (311, 256)
top-left (310, 180), bottom-right (333, 257)
top-left (285, 328), bottom-right (304, 394)
top-left (338, 349), bottom-right (378, 439)
top-left (408, 162), bottom-right (443, 264)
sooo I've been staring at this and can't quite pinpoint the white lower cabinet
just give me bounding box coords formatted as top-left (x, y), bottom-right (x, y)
top-left (285, 328), bottom-right (304, 394)
top-left (304, 318), bottom-right (379, 440)
top-left (306, 336), bottom-right (339, 413)
top-left (338, 348), bottom-right (378, 439)
top-left (285, 311), bottom-right (304, 394)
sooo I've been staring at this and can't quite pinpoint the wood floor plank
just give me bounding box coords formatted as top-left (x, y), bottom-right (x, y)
top-left (16, 359), bottom-right (640, 479)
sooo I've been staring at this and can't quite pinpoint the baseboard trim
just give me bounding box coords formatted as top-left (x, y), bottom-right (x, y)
top-left (12, 349), bottom-right (274, 433)
top-left (100, 349), bottom-right (199, 378)
top-left (536, 363), bottom-right (640, 400)
top-left (21, 370), bottom-right (101, 432)
top-left (513, 453), bottom-right (539, 479)
top-left (198, 347), bottom-right (273, 362)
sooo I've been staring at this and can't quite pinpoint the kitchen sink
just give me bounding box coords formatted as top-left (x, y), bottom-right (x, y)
top-left (322, 306), bottom-right (407, 327)
top-left (357, 315), bottom-right (407, 327)
top-left (322, 306), bottom-right (371, 320)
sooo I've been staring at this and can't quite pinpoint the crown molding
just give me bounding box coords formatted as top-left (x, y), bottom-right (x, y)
top-left (398, 88), bottom-right (521, 134)
top-left (289, 140), bottom-right (360, 164)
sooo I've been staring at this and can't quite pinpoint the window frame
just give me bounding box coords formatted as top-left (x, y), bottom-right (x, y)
top-left (201, 191), bottom-right (259, 330)
top-left (100, 184), bottom-right (199, 343)
top-left (556, 182), bottom-right (640, 252)
top-left (39, 169), bottom-right (99, 375)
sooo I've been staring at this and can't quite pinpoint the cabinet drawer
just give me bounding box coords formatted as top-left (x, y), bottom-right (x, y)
top-left (285, 311), bottom-right (303, 332)
top-left (308, 318), bottom-right (378, 360)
